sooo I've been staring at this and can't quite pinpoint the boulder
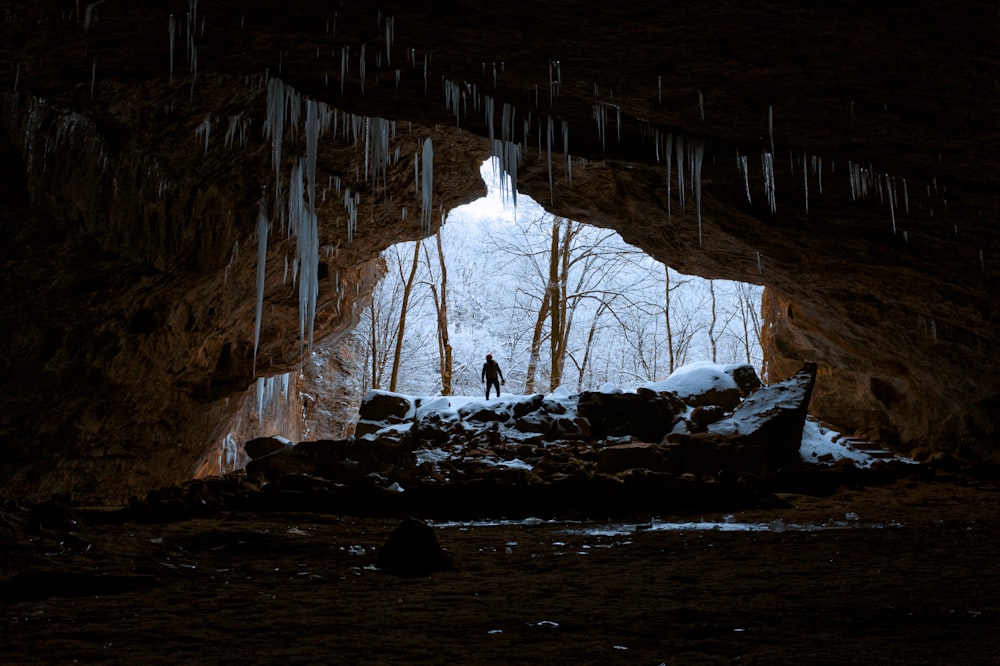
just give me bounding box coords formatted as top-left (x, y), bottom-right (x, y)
top-left (688, 405), bottom-right (728, 432)
top-left (725, 363), bottom-right (763, 397)
top-left (355, 390), bottom-right (415, 437)
top-left (650, 362), bottom-right (742, 410)
top-left (665, 363), bottom-right (818, 474)
top-left (377, 517), bottom-right (454, 575)
top-left (358, 390), bottom-right (414, 422)
top-left (243, 436), bottom-right (292, 460)
top-left (578, 390), bottom-right (686, 443)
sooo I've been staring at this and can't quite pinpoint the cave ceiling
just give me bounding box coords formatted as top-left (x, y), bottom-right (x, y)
top-left (1, 0), bottom-right (998, 499)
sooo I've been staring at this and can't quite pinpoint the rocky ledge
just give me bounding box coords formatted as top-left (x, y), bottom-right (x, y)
top-left (99, 362), bottom-right (943, 523)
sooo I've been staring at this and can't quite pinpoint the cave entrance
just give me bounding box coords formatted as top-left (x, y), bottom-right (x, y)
top-left (202, 159), bottom-right (764, 476)
top-left (348, 158), bottom-right (763, 397)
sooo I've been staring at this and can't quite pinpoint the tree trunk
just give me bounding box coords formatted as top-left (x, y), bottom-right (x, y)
top-left (525, 296), bottom-right (550, 394)
top-left (434, 229), bottom-right (453, 395)
top-left (369, 302), bottom-right (380, 389)
top-left (708, 279), bottom-right (718, 363)
top-left (548, 219), bottom-right (564, 391)
top-left (389, 243), bottom-right (420, 392)
top-left (665, 263), bottom-right (675, 373)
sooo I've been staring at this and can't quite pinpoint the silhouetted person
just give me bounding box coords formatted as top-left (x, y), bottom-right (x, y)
top-left (481, 354), bottom-right (505, 399)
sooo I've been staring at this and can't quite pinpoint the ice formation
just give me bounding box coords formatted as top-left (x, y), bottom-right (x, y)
top-left (421, 137), bottom-right (433, 230)
top-left (253, 198), bottom-right (268, 372)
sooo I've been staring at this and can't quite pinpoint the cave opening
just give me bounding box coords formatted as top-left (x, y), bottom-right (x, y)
top-left (199, 158), bottom-right (766, 477)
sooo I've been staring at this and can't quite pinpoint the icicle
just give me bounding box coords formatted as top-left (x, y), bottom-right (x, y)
top-left (194, 115), bottom-right (211, 155)
top-left (340, 46), bottom-right (348, 95)
top-left (658, 76), bottom-right (662, 104)
top-left (698, 89), bottom-right (704, 120)
top-left (84, 1), bottom-right (103, 34)
top-left (546, 115), bottom-right (554, 205)
top-left (256, 377), bottom-right (265, 423)
top-left (385, 16), bottom-right (394, 66)
top-left (168, 15), bottom-right (176, 85)
top-left (359, 44), bottom-right (366, 95)
top-left (768, 105), bottom-right (774, 155)
top-left (263, 78), bottom-right (286, 184)
top-left (665, 132), bottom-right (673, 220)
top-left (887, 175), bottom-right (896, 233)
top-left (739, 153), bottom-right (752, 204)
top-left (90, 59), bottom-right (96, 100)
top-left (693, 140), bottom-right (705, 245)
top-left (803, 150), bottom-right (809, 213)
top-left (253, 197), bottom-right (268, 374)
top-left (762, 152), bottom-right (776, 213)
top-left (224, 114), bottom-right (240, 149)
top-left (421, 137), bottom-right (433, 231)
top-left (563, 120), bottom-right (571, 184)
top-left (305, 99), bottom-right (320, 210)
top-left (675, 134), bottom-right (686, 209)
top-left (756, 251), bottom-right (762, 275)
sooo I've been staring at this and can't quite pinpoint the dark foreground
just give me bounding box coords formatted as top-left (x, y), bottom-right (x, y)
top-left (2, 474), bottom-right (999, 665)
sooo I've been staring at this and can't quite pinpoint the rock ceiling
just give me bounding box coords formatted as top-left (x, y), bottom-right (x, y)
top-left (0, 0), bottom-right (997, 500)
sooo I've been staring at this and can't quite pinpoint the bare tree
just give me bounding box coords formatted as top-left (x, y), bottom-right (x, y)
top-left (389, 242), bottom-right (421, 392)
top-left (422, 225), bottom-right (453, 395)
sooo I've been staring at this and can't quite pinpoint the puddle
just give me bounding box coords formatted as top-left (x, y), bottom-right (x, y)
top-left (430, 515), bottom-right (904, 537)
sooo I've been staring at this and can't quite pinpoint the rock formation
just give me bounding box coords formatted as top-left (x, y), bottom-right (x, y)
top-left (0, 1), bottom-right (997, 501)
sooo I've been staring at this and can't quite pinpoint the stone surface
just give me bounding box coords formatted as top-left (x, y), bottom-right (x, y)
top-left (0, 1), bottom-right (997, 500)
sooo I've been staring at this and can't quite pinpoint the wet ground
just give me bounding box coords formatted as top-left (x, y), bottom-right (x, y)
top-left (2, 474), bottom-right (999, 664)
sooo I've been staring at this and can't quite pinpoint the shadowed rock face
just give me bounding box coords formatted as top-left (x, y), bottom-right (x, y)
top-left (0, 1), bottom-right (997, 500)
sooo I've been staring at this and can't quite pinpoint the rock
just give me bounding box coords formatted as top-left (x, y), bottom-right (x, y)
top-left (355, 391), bottom-right (415, 437)
top-left (246, 438), bottom-right (416, 485)
top-left (596, 442), bottom-right (673, 474)
top-left (512, 395), bottom-right (546, 418)
top-left (578, 391), bottom-right (686, 443)
top-left (653, 363), bottom-right (742, 410)
top-left (665, 364), bottom-right (818, 474)
top-left (688, 405), bottom-right (728, 432)
top-left (725, 364), bottom-right (763, 397)
top-left (244, 436), bottom-right (291, 460)
top-left (708, 363), bottom-right (817, 463)
top-left (359, 390), bottom-right (414, 422)
top-left (378, 517), bottom-right (454, 575)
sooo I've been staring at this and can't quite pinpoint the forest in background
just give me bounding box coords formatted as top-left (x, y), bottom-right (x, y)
top-left (349, 160), bottom-right (763, 397)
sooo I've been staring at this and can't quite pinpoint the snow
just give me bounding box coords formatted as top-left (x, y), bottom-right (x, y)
top-left (645, 360), bottom-right (738, 398)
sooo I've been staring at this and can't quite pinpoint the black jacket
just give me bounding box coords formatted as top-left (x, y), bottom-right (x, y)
top-left (482, 359), bottom-right (504, 382)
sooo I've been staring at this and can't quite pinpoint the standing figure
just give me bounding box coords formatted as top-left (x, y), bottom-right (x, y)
top-left (481, 354), bottom-right (505, 399)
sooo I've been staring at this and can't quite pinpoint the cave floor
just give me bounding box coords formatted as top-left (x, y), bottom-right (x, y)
top-left (2, 476), bottom-right (999, 665)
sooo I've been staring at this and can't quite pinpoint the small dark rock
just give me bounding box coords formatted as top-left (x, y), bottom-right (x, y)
top-left (378, 517), bottom-right (454, 575)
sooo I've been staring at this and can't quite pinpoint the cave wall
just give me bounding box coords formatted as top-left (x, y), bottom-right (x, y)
top-left (0, 0), bottom-right (997, 501)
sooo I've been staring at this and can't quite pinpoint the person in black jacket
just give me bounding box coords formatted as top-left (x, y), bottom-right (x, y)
top-left (481, 354), bottom-right (505, 399)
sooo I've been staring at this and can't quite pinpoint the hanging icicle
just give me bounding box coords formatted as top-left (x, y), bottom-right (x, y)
top-left (546, 115), bottom-right (554, 205)
top-left (562, 120), bottom-right (571, 185)
top-left (253, 197), bottom-right (268, 374)
top-left (421, 137), bottom-right (433, 231)
top-left (693, 139), bottom-right (705, 245)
